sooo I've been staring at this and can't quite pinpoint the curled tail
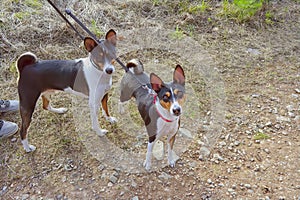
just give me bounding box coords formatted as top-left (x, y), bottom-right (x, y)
top-left (126, 59), bottom-right (144, 74)
top-left (17, 52), bottom-right (37, 73)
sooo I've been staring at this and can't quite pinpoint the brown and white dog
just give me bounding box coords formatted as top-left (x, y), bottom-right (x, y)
top-left (17, 29), bottom-right (117, 152)
top-left (119, 59), bottom-right (186, 170)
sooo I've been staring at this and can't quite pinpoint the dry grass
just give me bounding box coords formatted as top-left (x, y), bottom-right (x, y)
top-left (0, 0), bottom-right (299, 199)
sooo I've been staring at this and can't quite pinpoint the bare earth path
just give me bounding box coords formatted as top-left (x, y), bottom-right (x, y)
top-left (0, 0), bottom-right (299, 199)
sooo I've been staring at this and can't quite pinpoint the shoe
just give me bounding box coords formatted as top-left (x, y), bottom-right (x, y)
top-left (0, 120), bottom-right (18, 139)
top-left (0, 100), bottom-right (19, 113)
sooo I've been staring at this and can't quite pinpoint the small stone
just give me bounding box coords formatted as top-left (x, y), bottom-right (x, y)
top-left (56, 194), bottom-right (64, 200)
top-left (153, 140), bottom-right (164, 160)
top-left (245, 184), bottom-right (251, 189)
top-left (158, 172), bottom-right (172, 180)
top-left (219, 141), bottom-right (226, 147)
top-left (213, 153), bottom-right (224, 161)
top-left (179, 128), bottom-right (193, 138)
top-left (286, 105), bottom-right (294, 112)
top-left (276, 116), bottom-right (291, 123)
top-left (234, 141), bottom-right (240, 146)
top-left (288, 112), bottom-right (295, 118)
top-left (295, 88), bottom-right (300, 93)
top-left (199, 146), bottom-right (210, 160)
top-left (131, 196), bottom-right (139, 200)
top-left (251, 94), bottom-right (260, 98)
top-left (107, 182), bottom-right (113, 187)
top-left (228, 188), bottom-right (235, 193)
top-left (263, 149), bottom-right (270, 154)
top-left (207, 179), bottom-right (212, 184)
top-left (265, 122), bottom-right (272, 127)
top-left (131, 180), bottom-right (137, 188)
top-left (282, 131), bottom-right (288, 136)
top-left (109, 175), bottom-right (118, 184)
top-left (21, 194), bottom-right (30, 200)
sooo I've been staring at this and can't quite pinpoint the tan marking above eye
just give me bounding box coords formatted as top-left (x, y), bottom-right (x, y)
top-left (165, 92), bottom-right (171, 97)
top-left (174, 89), bottom-right (179, 95)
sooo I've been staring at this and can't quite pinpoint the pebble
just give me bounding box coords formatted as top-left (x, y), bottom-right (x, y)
top-left (207, 179), bottom-right (212, 184)
top-left (228, 188), bottom-right (235, 193)
top-left (234, 141), bottom-right (240, 146)
top-left (131, 196), bottom-right (139, 200)
top-left (109, 175), bottom-right (118, 184)
top-left (21, 194), bottom-right (30, 200)
top-left (219, 141), bottom-right (226, 147)
top-left (179, 128), bottom-right (193, 138)
top-left (199, 146), bottom-right (210, 161)
top-left (158, 172), bottom-right (172, 180)
top-left (286, 105), bottom-right (294, 112)
top-left (276, 116), bottom-right (291, 122)
top-left (153, 140), bottom-right (164, 160)
top-left (295, 88), bottom-right (300, 93)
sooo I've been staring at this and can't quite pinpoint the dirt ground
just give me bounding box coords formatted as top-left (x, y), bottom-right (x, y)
top-left (0, 0), bottom-right (299, 199)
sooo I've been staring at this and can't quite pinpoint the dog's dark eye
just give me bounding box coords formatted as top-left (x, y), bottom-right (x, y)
top-left (163, 95), bottom-right (169, 102)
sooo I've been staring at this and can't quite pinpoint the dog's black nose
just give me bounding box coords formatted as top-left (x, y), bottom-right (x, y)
top-left (105, 68), bottom-right (113, 74)
top-left (172, 107), bottom-right (181, 116)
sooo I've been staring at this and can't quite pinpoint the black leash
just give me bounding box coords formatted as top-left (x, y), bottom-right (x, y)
top-left (46, 0), bottom-right (129, 72)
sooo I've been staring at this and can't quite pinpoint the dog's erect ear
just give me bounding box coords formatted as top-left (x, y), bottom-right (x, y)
top-left (84, 37), bottom-right (98, 52)
top-left (173, 64), bottom-right (185, 85)
top-left (105, 29), bottom-right (117, 46)
top-left (151, 73), bottom-right (163, 93)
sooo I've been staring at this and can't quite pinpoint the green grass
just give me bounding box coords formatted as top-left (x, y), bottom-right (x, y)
top-left (90, 19), bottom-right (104, 38)
top-left (220, 0), bottom-right (265, 23)
top-left (24, 0), bottom-right (42, 9)
top-left (253, 131), bottom-right (270, 140)
top-left (171, 25), bottom-right (184, 39)
top-left (178, 0), bottom-right (209, 14)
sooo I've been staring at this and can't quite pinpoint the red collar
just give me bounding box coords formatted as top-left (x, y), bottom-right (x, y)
top-left (153, 95), bottom-right (175, 123)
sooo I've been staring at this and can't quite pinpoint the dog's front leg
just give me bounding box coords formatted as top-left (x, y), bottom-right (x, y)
top-left (143, 141), bottom-right (155, 171)
top-left (89, 91), bottom-right (108, 136)
top-left (101, 93), bottom-right (117, 123)
top-left (167, 134), bottom-right (178, 168)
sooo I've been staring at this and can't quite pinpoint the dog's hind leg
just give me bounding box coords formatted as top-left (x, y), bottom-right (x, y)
top-left (19, 92), bottom-right (39, 152)
top-left (101, 93), bottom-right (117, 123)
top-left (42, 92), bottom-right (68, 114)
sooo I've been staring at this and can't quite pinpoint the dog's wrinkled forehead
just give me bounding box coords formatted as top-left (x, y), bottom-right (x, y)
top-left (91, 39), bottom-right (116, 65)
top-left (157, 82), bottom-right (185, 100)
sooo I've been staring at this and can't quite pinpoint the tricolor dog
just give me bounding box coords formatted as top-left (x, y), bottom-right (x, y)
top-left (17, 29), bottom-right (117, 152)
top-left (119, 59), bottom-right (186, 170)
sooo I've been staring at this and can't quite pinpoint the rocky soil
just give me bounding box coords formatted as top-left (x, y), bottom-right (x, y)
top-left (0, 0), bottom-right (299, 199)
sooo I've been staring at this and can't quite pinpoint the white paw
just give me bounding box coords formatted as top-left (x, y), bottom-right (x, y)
top-left (95, 129), bottom-right (108, 136)
top-left (168, 159), bottom-right (176, 168)
top-left (168, 151), bottom-right (179, 168)
top-left (106, 116), bottom-right (117, 124)
top-left (25, 145), bottom-right (36, 153)
top-left (50, 107), bottom-right (68, 114)
top-left (143, 160), bottom-right (151, 171)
